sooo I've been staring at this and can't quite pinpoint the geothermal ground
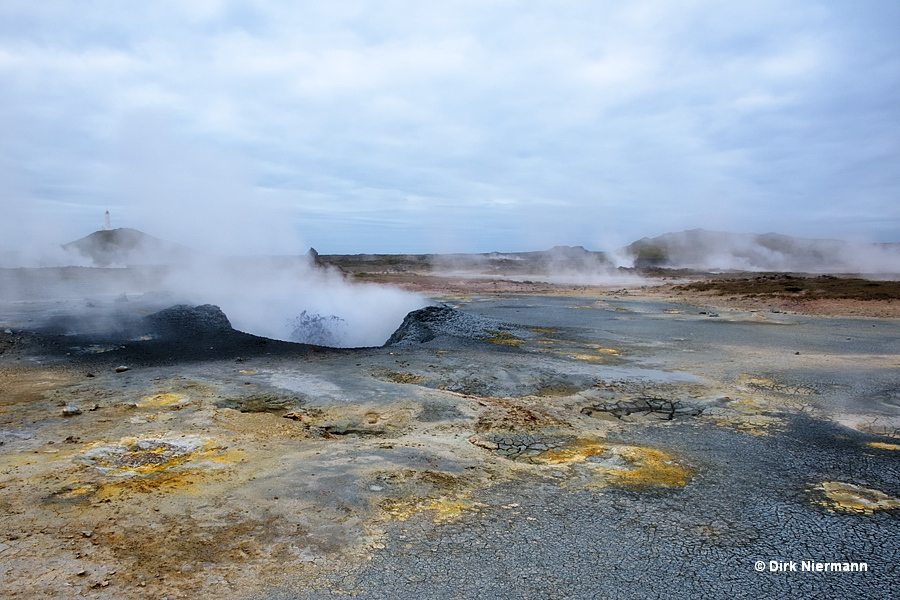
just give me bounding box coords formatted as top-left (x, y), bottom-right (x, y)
top-left (1, 266), bottom-right (899, 599)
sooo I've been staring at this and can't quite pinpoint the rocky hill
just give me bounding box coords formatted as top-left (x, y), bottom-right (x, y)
top-left (62, 228), bottom-right (196, 267)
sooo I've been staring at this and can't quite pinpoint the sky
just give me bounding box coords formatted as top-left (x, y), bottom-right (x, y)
top-left (1, 0), bottom-right (898, 255)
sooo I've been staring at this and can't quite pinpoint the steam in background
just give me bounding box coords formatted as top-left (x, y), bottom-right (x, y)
top-left (430, 247), bottom-right (649, 286)
top-left (0, 110), bottom-right (434, 348)
top-left (0, 1), bottom-right (898, 323)
top-left (1, 2), bottom-right (899, 255)
top-left (619, 230), bottom-right (900, 275)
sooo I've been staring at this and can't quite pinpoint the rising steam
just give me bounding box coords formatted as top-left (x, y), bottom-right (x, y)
top-left (620, 229), bottom-right (900, 274)
top-left (163, 255), bottom-right (426, 348)
top-left (0, 227), bottom-right (427, 348)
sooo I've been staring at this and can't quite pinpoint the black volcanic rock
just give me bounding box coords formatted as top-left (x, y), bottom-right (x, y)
top-left (385, 305), bottom-right (515, 347)
top-left (143, 304), bottom-right (234, 339)
top-left (62, 228), bottom-right (195, 267)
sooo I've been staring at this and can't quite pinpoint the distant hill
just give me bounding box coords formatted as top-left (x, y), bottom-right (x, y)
top-left (62, 228), bottom-right (196, 267)
top-left (320, 245), bottom-right (611, 276)
top-left (622, 229), bottom-right (900, 273)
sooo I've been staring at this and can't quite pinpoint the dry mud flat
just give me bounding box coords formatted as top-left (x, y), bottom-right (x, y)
top-left (1, 291), bottom-right (899, 599)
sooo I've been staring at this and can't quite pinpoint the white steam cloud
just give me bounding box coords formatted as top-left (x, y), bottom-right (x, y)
top-left (620, 230), bottom-right (900, 275)
top-left (1, 235), bottom-right (427, 348)
top-left (159, 255), bottom-right (426, 347)
top-left (1, 116), bottom-right (428, 347)
top-left (429, 246), bottom-right (649, 287)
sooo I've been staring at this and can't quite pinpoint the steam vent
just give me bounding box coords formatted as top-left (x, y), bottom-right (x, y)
top-left (1, 241), bottom-right (899, 599)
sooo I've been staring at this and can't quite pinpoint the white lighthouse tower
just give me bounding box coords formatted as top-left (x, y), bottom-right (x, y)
top-left (102, 211), bottom-right (111, 231)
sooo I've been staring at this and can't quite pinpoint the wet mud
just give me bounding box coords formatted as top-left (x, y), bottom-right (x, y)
top-left (1, 291), bottom-right (898, 599)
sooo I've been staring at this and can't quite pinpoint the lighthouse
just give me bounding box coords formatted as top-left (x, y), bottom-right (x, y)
top-left (102, 211), bottom-right (111, 231)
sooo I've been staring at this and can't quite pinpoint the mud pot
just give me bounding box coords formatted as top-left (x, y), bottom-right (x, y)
top-left (1, 287), bottom-right (899, 599)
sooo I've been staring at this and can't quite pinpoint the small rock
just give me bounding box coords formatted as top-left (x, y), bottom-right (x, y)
top-left (76, 570), bottom-right (88, 577)
top-left (115, 365), bottom-right (129, 373)
top-left (3, 328), bottom-right (11, 334)
top-left (86, 373), bottom-right (95, 378)
top-left (369, 485), bottom-right (384, 492)
top-left (62, 404), bottom-right (82, 417)
top-left (88, 404), bottom-right (100, 411)
top-left (80, 530), bottom-right (93, 538)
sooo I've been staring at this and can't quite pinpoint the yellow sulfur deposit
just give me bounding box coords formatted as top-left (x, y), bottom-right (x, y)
top-left (818, 482), bottom-right (900, 514)
top-left (867, 442), bottom-right (900, 451)
top-left (137, 393), bottom-right (187, 407)
top-left (486, 330), bottom-right (523, 346)
top-left (536, 439), bottom-right (690, 490)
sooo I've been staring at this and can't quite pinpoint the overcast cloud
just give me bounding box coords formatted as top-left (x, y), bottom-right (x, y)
top-left (1, 0), bottom-right (898, 254)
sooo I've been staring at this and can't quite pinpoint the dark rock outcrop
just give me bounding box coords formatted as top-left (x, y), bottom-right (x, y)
top-left (142, 304), bottom-right (234, 339)
top-left (385, 305), bottom-right (511, 347)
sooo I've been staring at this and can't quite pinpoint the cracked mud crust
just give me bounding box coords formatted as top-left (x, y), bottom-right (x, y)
top-left (1, 288), bottom-right (899, 599)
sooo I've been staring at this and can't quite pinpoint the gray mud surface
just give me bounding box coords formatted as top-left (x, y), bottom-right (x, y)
top-left (1, 291), bottom-right (899, 599)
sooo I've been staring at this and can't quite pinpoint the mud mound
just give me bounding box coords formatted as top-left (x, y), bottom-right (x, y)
top-left (385, 305), bottom-right (518, 347)
top-left (142, 304), bottom-right (235, 339)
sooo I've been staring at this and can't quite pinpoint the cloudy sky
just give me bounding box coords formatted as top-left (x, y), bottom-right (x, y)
top-left (1, 0), bottom-right (898, 255)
